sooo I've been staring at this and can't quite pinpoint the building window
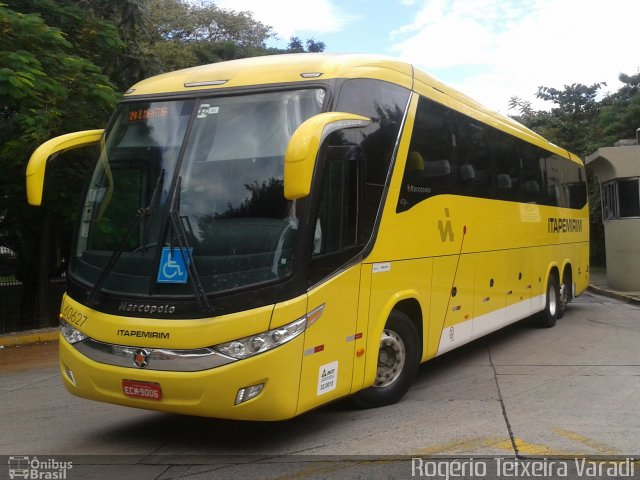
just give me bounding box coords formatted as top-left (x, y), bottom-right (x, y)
top-left (602, 178), bottom-right (640, 220)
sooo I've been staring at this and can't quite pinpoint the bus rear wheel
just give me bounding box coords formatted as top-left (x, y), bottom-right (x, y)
top-left (537, 275), bottom-right (560, 328)
top-left (353, 310), bottom-right (420, 408)
top-left (557, 278), bottom-right (570, 319)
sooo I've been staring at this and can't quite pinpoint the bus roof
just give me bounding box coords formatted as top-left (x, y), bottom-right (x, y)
top-left (126, 53), bottom-right (577, 161)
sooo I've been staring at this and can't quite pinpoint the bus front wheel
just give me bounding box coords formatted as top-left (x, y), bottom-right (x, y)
top-left (353, 310), bottom-right (420, 408)
top-left (537, 275), bottom-right (560, 328)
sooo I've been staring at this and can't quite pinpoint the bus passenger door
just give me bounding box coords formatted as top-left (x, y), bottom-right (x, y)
top-left (296, 146), bottom-right (364, 414)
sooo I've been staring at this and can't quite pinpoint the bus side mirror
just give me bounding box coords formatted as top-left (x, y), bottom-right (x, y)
top-left (26, 129), bottom-right (104, 206)
top-left (284, 112), bottom-right (370, 200)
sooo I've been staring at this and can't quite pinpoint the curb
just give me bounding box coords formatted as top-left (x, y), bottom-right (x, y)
top-left (0, 328), bottom-right (58, 348)
top-left (587, 285), bottom-right (640, 306)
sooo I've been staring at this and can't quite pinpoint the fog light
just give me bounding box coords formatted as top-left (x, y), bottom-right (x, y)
top-left (64, 365), bottom-right (76, 385)
top-left (235, 383), bottom-right (264, 405)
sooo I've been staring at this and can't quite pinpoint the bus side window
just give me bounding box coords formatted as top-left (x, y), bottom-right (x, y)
top-left (397, 96), bottom-right (455, 212)
top-left (492, 130), bottom-right (520, 202)
top-left (457, 116), bottom-right (492, 199)
top-left (518, 142), bottom-right (543, 204)
top-left (540, 154), bottom-right (561, 206)
top-left (563, 163), bottom-right (588, 210)
top-left (308, 145), bottom-right (365, 285)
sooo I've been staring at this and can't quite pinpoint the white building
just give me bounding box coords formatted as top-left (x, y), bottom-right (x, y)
top-left (585, 138), bottom-right (640, 291)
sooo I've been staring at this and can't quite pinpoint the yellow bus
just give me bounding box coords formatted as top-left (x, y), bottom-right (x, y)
top-left (26, 53), bottom-right (589, 420)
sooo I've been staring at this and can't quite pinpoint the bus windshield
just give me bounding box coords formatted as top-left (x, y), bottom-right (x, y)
top-left (70, 89), bottom-right (325, 299)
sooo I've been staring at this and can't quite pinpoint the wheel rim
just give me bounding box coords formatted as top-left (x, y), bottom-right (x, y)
top-left (374, 329), bottom-right (406, 388)
top-left (548, 283), bottom-right (557, 316)
top-left (559, 283), bottom-right (568, 309)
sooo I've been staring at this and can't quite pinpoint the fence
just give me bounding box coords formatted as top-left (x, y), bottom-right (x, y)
top-left (0, 246), bottom-right (66, 334)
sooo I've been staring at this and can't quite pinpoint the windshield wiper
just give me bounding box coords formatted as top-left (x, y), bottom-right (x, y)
top-left (167, 176), bottom-right (219, 314)
top-left (87, 170), bottom-right (165, 306)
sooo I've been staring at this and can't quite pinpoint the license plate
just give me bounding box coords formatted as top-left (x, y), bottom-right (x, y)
top-left (122, 380), bottom-right (162, 401)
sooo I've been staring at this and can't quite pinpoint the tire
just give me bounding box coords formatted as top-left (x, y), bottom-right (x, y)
top-left (537, 275), bottom-right (559, 328)
top-left (353, 310), bottom-right (420, 408)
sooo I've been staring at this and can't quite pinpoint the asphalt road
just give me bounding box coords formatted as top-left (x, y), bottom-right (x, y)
top-left (1, 291), bottom-right (639, 479)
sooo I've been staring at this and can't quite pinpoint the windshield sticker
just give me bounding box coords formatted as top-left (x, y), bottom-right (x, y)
top-left (128, 107), bottom-right (169, 122)
top-left (196, 104), bottom-right (219, 119)
top-left (157, 247), bottom-right (192, 284)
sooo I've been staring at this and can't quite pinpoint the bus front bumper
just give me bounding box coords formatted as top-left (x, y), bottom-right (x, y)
top-left (59, 333), bottom-right (304, 420)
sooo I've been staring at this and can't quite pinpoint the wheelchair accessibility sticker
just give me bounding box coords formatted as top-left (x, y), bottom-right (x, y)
top-left (157, 247), bottom-right (192, 284)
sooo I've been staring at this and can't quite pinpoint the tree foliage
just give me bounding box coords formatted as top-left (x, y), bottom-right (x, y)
top-left (0, 2), bottom-right (121, 325)
top-left (0, 3), bottom-right (121, 228)
top-left (287, 37), bottom-right (326, 53)
top-left (597, 73), bottom-right (640, 146)
top-left (141, 0), bottom-right (275, 71)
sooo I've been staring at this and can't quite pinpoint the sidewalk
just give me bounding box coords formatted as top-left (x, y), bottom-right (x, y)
top-left (587, 268), bottom-right (640, 305)
top-left (0, 327), bottom-right (58, 348)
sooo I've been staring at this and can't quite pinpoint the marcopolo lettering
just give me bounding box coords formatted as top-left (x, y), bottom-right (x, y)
top-left (548, 217), bottom-right (583, 233)
top-left (117, 329), bottom-right (170, 339)
top-left (118, 301), bottom-right (176, 314)
top-left (407, 183), bottom-right (432, 194)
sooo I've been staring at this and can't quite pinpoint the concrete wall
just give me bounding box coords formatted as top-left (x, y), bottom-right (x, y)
top-left (604, 219), bottom-right (640, 291)
top-left (586, 146), bottom-right (640, 183)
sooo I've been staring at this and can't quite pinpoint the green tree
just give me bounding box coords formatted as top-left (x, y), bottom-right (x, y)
top-left (305, 38), bottom-right (326, 53)
top-left (287, 36), bottom-right (326, 53)
top-left (5, 0), bottom-right (155, 90)
top-left (142, 0), bottom-right (275, 72)
top-left (598, 72), bottom-right (640, 146)
top-left (287, 37), bottom-right (305, 53)
top-left (533, 82), bottom-right (605, 157)
top-left (0, 3), bottom-right (120, 326)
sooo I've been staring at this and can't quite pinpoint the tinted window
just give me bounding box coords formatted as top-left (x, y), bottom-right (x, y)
top-left (397, 96), bottom-right (456, 212)
top-left (308, 145), bottom-right (364, 285)
top-left (492, 131), bottom-right (520, 201)
top-left (396, 96), bottom-right (587, 211)
top-left (563, 162), bottom-right (587, 209)
top-left (519, 143), bottom-right (544, 204)
top-left (458, 117), bottom-right (493, 198)
top-left (308, 79), bottom-right (409, 284)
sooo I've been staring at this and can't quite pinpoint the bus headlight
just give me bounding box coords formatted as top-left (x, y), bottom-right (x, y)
top-left (213, 304), bottom-right (324, 360)
top-left (60, 318), bottom-right (88, 344)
